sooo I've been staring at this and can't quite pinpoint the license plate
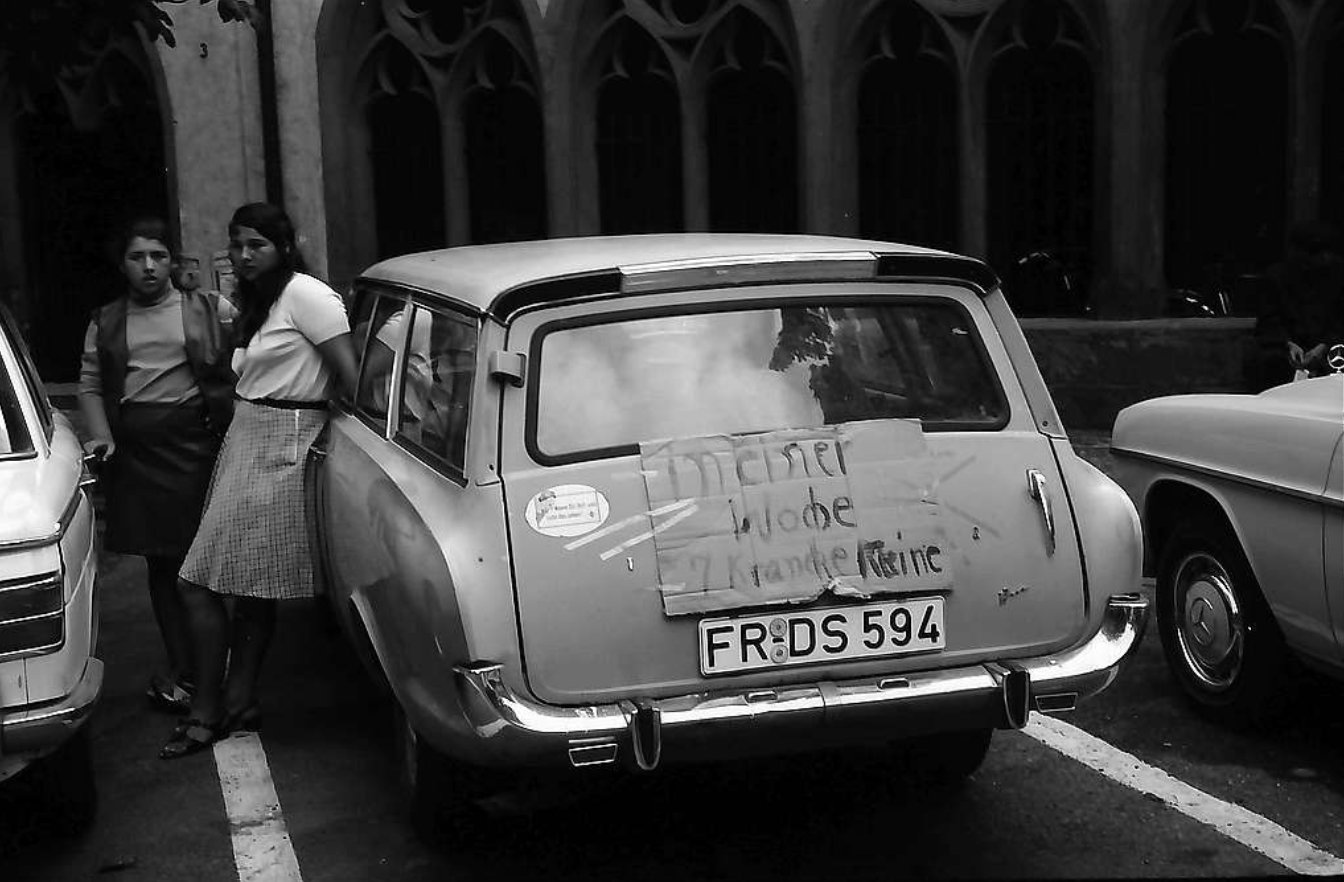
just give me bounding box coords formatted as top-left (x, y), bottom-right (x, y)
top-left (698, 597), bottom-right (945, 676)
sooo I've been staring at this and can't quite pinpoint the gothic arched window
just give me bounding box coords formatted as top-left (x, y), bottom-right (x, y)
top-left (986, 0), bottom-right (1095, 314)
top-left (363, 41), bottom-right (445, 258)
top-left (856, 0), bottom-right (958, 249)
top-left (706, 8), bottom-right (799, 232)
top-left (1165, 0), bottom-right (1287, 289)
top-left (596, 24), bottom-right (683, 234)
top-left (462, 31), bottom-right (547, 243)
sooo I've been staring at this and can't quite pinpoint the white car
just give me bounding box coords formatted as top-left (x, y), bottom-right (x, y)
top-left (1110, 369), bottom-right (1344, 725)
top-left (0, 302), bottom-right (102, 829)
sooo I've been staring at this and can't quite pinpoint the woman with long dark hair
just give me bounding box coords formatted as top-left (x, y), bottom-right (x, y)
top-left (160, 202), bottom-right (357, 759)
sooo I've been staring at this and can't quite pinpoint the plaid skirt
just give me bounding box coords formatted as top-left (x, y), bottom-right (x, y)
top-left (179, 399), bottom-right (328, 599)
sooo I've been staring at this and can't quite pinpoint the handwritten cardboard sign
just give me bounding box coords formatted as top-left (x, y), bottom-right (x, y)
top-left (640, 421), bottom-right (953, 616)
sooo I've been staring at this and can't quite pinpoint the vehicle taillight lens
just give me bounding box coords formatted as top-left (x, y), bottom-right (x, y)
top-left (0, 570), bottom-right (64, 656)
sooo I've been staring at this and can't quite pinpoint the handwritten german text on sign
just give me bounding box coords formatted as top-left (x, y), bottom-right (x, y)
top-left (640, 421), bottom-right (953, 616)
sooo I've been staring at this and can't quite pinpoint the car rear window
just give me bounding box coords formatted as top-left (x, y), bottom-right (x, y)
top-left (533, 299), bottom-right (1007, 459)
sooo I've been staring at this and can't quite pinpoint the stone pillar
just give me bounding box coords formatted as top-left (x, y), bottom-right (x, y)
top-left (958, 62), bottom-right (987, 260)
top-left (270, 0), bottom-right (330, 278)
top-left (795, 0), bottom-right (841, 234)
top-left (1095, 0), bottom-right (1165, 317)
top-left (1287, 1), bottom-right (1323, 227)
top-left (155, 4), bottom-right (267, 289)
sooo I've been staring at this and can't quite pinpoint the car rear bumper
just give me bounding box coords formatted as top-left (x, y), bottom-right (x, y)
top-left (451, 593), bottom-right (1148, 770)
top-left (1, 657), bottom-right (104, 777)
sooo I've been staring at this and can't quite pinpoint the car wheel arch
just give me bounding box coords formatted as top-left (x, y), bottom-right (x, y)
top-left (1143, 479), bottom-right (1252, 580)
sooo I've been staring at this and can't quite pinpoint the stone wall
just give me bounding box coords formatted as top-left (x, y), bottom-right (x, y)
top-left (1022, 317), bottom-right (1257, 431)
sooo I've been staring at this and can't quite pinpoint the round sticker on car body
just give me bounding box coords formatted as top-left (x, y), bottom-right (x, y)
top-left (525, 485), bottom-right (610, 538)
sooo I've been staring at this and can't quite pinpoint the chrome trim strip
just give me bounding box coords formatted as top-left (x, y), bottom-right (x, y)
top-left (0, 572), bottom-right (61, 593)
top-left (1111, 446), bottom-right (1343, 508)
top-left (0, 485), bottom-right (86, 550)
top-left (453, 594), bottom-right (1148, 746)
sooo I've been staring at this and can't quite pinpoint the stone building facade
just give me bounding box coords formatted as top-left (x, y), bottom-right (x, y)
top-left (1, 0), bottom-right (1341, 381)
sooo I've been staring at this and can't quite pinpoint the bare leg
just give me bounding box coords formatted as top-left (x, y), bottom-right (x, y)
top-left (145, 555), bottom-right (193, 683)
top-left (176, 579), bottom-right (229, 725)
top-left (222, 596), bottom-right (277, 714)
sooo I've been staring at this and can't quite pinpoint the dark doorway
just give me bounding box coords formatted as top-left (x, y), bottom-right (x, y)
top-left (1165, 0), bottom-right (1287, 293)
top-left (17, 49), bottom-right (166, 380)
top-left (706, 11), bottom-right (798, 233)
top-left (596, 27), bottom-right (683, 234)
top-left (857, 0), bottom-right (958, 249)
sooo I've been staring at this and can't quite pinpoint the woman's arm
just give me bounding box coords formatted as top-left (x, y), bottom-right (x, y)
top-left (76, 320), bottom-right (116, 458)
top-left (317, 332), bottom-right (359, 402)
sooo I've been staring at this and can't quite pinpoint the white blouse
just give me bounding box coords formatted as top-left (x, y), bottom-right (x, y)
top-left (233, 273), bottom-right (350, 401)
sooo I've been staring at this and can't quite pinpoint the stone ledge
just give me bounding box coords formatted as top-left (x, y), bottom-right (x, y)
top-left (1021, 317), bottom-right (1256, 430)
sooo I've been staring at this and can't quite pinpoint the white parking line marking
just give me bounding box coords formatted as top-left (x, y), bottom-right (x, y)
top-left (1024, 715), bottom-right (1344, 876)
top-left (214, 732), bottom-right (304, 882)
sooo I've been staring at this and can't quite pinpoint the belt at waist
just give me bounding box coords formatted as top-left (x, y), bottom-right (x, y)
top-left (240, 395), bottom-right (328, 411)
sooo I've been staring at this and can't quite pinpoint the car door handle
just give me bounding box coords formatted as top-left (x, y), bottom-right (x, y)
top-left (1026, 468), bottom-right (1055, 555)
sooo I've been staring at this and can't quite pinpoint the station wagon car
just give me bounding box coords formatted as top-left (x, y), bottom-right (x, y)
top-left (1111, 364), bottom-right (1344, 726)
top-left (0, 302), bottom-right (101, 828)
top-left (310, 235), bottom-right (1148, 833)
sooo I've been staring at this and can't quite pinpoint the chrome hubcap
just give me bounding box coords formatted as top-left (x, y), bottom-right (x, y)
top-left (1172, 552), bottom-right (1243, 691)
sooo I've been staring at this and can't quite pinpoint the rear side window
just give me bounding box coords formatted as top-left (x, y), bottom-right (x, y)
top-left (351, 290), bottom-right (409, 429)
top-left (533, 299), bottom-right (1007, 460)
top-left (393, 304), bottom-right (477, 476)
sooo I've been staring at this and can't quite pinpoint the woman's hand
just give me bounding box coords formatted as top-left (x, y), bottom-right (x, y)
top-left (82, 437), bottom-right (116, 460)
top-left (1288, 341), bottom-right (1308, 368)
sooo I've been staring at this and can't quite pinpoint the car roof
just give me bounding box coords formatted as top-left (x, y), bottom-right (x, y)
top-left (357, 234), bottom-right (982, 314)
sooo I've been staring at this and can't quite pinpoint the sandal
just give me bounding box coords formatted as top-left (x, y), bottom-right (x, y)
top-left (147, 674), bottom-right (196, 715)
top-left (159, 718), bottom-right (223, 760)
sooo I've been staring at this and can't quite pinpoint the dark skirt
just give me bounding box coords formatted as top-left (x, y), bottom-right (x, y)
top-left (103, 402), bottom-right (220, 557)
top-left (179, 399), bottom-right (328, 599)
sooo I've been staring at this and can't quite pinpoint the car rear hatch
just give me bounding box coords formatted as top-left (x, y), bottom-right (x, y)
top-left (498, 282), bottom-right (1086, 705)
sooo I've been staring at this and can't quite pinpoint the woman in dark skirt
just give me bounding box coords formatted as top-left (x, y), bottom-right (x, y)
top-left (78, 217), bottom-right (237, 713)
top-left (160, 203), bottom-right (357, 759)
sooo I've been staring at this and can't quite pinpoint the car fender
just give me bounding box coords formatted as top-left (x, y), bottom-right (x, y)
top-left (1052, 441), bottom-right (1143, 636)
top-left (1122, 462), bottom-right (1337, 667)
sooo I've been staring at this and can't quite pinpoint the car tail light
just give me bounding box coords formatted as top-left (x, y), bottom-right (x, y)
top-left (0, 568), bottom-right (64, 656)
